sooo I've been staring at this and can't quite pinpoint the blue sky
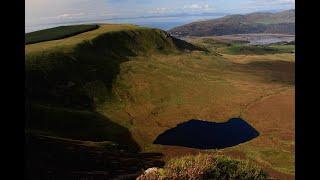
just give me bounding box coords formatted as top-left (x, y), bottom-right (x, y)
top-left (26, 0), bottom-right (295, 25)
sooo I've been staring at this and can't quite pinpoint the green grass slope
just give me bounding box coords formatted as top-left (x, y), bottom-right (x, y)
top-left (25, 24), bottom-right (205, 148)
top-left (25, 24), bottom-right (99, 44)
top-left (224, 44), bottom-right (294, 55)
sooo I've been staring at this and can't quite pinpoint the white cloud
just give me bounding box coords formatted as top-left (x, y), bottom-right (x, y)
top-left (57, 13), bottom-right (85, 19)
top-left (26, 0), bottom-right (113, 21)
top-left (147, 3), bottom-right (213, 15)
top-left (183, 4), bottom-right (210, 10)
top-left (149, 7), bottom-right (171, 14)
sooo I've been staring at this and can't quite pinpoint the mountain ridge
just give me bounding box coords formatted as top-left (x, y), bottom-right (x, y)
top-left (25, 24), bottom-right (206, 146)
top-left (169, 9), bottom-right (295, 37)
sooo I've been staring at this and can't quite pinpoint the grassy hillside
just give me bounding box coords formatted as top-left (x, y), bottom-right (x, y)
top-left (25, 24), bottom-right (139, 53)
top-left (26, 103), bottom-right (140, 151)
top-left (25, 24), bottom-right (294, 179)
top-left (169, 9), bottom-right (295, 37)
top-left (25, 24), bottom-right (99, 44)
top-left (26, 24), bottom-right (205, 147)
top-left (97, 37), bottom-right (294, 178)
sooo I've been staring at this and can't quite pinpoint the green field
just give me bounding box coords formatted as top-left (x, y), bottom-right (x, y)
top-left (25, 24), bottom-right (99, 44)
top-left (224, 44), bottom-right (294, 55)
top-left (193, 37), bottom-right (295, 55)
top-left (25, 24), bottom-right (295, 179)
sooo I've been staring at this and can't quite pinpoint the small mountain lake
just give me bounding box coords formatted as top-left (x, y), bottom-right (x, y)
top-left (153, 118), bottom-right (259, 149)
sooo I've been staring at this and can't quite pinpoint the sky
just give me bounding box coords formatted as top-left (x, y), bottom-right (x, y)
top-left (26, 0), bottom-right (295, 28)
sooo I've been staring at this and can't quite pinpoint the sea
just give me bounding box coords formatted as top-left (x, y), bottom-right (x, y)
top-left (25, 15), bottom-right (225, 33)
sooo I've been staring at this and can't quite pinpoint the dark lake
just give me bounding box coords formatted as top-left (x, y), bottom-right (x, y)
top-left (153, 118), bottom-right (259, 149)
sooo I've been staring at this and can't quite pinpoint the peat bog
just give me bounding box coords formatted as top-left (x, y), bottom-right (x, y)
top-left (154, 118), bottom-right (259, 149)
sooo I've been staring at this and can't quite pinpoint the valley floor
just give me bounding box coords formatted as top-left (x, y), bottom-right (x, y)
top-left (98, 39), bottom-right (295, 179)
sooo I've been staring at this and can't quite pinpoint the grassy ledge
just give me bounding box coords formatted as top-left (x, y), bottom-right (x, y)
top-left (25, 24), bottom-right (99, 44)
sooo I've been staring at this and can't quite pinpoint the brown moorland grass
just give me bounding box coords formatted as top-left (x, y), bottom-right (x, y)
top-left (223, 53), bottom-right (294, 64)
top-left (97, 49), bottom-right (294, 178)
top-left (212, 88), bottom-right (294, 177)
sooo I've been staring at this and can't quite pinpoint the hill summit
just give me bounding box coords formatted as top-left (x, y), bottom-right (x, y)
top-left (25, 24), bottom-right (206, 148)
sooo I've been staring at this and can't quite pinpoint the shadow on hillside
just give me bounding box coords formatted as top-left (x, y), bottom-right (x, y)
top-left (25, 134), bottom-right (164, 180)
top-left (26, 103), bottom-right (141, 152)
top-left (154, 118), bottom-right (259, 149)
top-left (25, 100), bottom-right (163, 179)
top-left (25, 101), bottom-right (166, 179)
